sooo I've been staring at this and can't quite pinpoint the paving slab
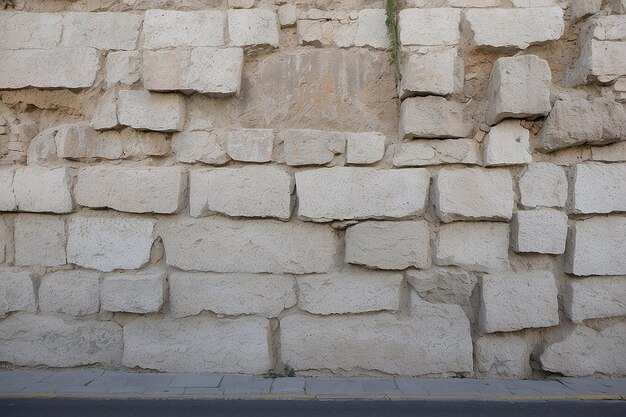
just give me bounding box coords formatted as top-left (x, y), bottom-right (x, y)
top-left (41, 369), bottom-right (105, 386)
top-left (395, 378), bottom-right (429, 396)
top-left (271, 377), bottom-right (306, 394)
top-left (305, 378), bottom-right (365, 395)
top-left (422, 379), bottom-right (511, 396)
top-left (361, 378), bottom-right (401, 394)
top-left (220, 375), bottom-right (272, 395)
top-left (169, 374), bottom-right (223, 388)
top-left (501, 379), bottom-right (576, 396)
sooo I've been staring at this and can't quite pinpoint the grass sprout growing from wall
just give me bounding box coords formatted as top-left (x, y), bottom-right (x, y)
top-left (386, 0), bottom-right (402, 85)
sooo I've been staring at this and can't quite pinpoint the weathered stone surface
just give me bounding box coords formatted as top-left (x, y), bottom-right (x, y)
top-left (569, 163), bottom-right (626, 214)
top-left (345, 132), bottom-right (385, 165)
top-left (61, 12), bottom-right (141, 50)
top-left (565, 217), bottom-right (626, 276)
top-left (512, 209), bottom-right (568, 254)
top-left (519, 162), bottom-right (567, 208)
top-left (345, 220), bottom-right (431, 270)
top-left (101, 271), bottom-right (166, 314)
top-left (540, 322), bottom-right (626, 376)
top-left (354, 9), bottom-right (389, 49)
top-left (485, 55), bottom-right (552, 125)
top-left (14, 214), bottom-right (66, 267)
top-left (228, 9), bottom-right (280, 48)
top-left (433, 168), bottom-right (514, 222)
top-left (564, 276), bottom-right (626, 323)
top-left (115, 129), bottom-right (170, 158)
top-left (296, 167), bottom-right (430, 222)
top-left (123, 316), bottom-right (271, 373)
top-left (483, 120), bottom-right (532, 166)
top-left (0, 48), bottom-right (98, 89)
top-left (475, 334), bottom-right (533, 379)
top-left (0, 219), bottom-right (7, 264)
top-left (13, 167), bottom-right (74, 213)
top-left (399, 49), bottom-right (463, 98)
top-left (0, 313), bottom-right (122, 367)
top-left (278, 4), bottom-right (297, 27)
top-left (400, 97), bottom-right (471, 139)
top-left (169, 271), bottom-right (295, 318)
top-left (0, 11), bottom-right (62, 49)
top-left (67, 216), bottom-right (156, 272)
top-left (143, 10), bottom-right (224, 49)
top-left (591, 141), bottom-right (626, 162)
top-left (75, 166), bottom-right (187, 214)
top-left (398, 8), bottom-right (461, 46)
top-left (571, 0), bottom-right (602, 22)
top-left (406, 267), bottom-right (477, 311)
top-left (117, 90), bottom-right (186, 132)
top-left (105, 51), bottom-right (141, 86)
top-left (0, 168), bottom-right (16, 211)
top-left (55, 123), bottom-right (123, 159)
top-left (159, 217), bottom-right (341, 274)
top-left (91, 90), bottom-right (119, 130)
top-left (172, 131), bottom-right (229, 165)
top-left (480, 271), bottom-right (559, 333)
top-left (38, 270), bottom-right (101, 317)
top-left (281, 129), bottom-right (345, 166)
top-left (0, 268), bottom-right (36, 316)
top-left (391, 139), bottom-right (480, 167)
top-left (465, 7), bottom-right (564, 50)
top-left (435, 222), bottom-right (510, 272)
top-left (226, 129), bottom-right (274, 162)
top-left (189, 167), bottom-right (293, 220)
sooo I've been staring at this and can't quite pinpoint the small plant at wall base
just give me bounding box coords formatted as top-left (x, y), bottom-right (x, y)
top-left (386, 0), bottom-right (402, 85)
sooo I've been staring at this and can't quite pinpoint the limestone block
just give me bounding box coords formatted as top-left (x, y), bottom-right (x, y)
top-left (512, 209), bottom-right (568, 255)
top-left (123, 316), bottom-right (271, 373)
top-left (117, 90), bottom-right (186, 132)
top-left (400, 97), bottom-right (470, 139)
top-left (345, 220), bottom-right (431, 270)
top-left (297, 20), bottom-right (330, 46)
top-left (189, 166), bottom-right (293, 220)
top-left (433, 168), bottom-right (514, 222)
top-left (143, 48), bottom-right (244, 96)
top-left (101, 271), bottom-right (166, 314)
top-left (38, 270), bottom-right (101, 317)
top-left (406, 267), bottom-right (477, 313)
top-left (0, 11), bottom-right (62, 49)
top-left (435, 222), bottom-right (510, 272)
top-left (565, 217), bottom-right (626, 276)
top-left (229, 0), bottom-right (254, 8)
top-left (345, 132), bottom-right (385, 164)
top-left (172, 131), bottom-right (229, 165)
top-left (105, 51), bottom-right (141, 86)
top-left (0, 48), bottom-right (98, 89)
top-left (354, 9), bottom-right (389, 49)
top-left (278, 4), bottom-right (297, 27)
top-left (61, 12), bottom-right (141, 50)
top-left (143, 10), bottom-right (224, 49)
top-left (14, 214), bottom-right (66, 267)
top-left (13, 167), bottom-right (74, 213)
top-left (226, 129), bottom-right (274, 162)
top-left (116, 129), bottom-right (170, 158)
top-left (610, 0), bottom-right (626, 13)
top-left (55, 122), bottom-right (123, 159)
top-left (540, 322), bottom-right (626, 376)
top-left (90, 90), bottom-right (119, 130)
top-left (391, 139), bottom-right (480, 167)
top-left (591, 141), bottom-right (626, 162)
top-left (571, 0), bottom-right (602, 21)
top-left (564, 276), bottom-right (626, 323)
top-left (569, 163), bottom-right (626, 214)
top-left (0, 268), bottom-right (36, 315)
top-left (485, 55), bottom-right (552, 125)
top-left (228, 9), bottom-right (280, 48)
top-left (519, 162), bottom-right (567, 208)
top-left (159, 217), bottom-right (342, 274)
top-left (169, 271), bottom-right (296, 318)
top-left (450, 0), bottom-right (499, 5)
top-left (483, 120), bottom-right (532, 166)
top-left (281, 129), bottom-right (345, 166)
top-left (67, 216), bottom-right (156, 272)
top-left (0, 313), bottom-right (122, 367)
top-left (465, 7), bottom-right (564, 50)
top-left (399, 49), bottom-right (463, 98)
top-left (475, 334), bottom-right (533, 379)
top-left (0, 219), bottom-right (7, 264)
top-left (296, 167), bottom-right (430, 222)
top-left (0, 168), bottom-right (16, 211)
top-left (398, 8), bottom-right (461, 46)
top-left (75, 166), bottom-right (187, 214)
top-left (479, 271), bottom-right (559, 333)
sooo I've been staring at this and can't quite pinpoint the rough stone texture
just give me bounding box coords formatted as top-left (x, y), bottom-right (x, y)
top-left (61, 12), bottom-right (141, 50)
top-left (296, 167), bottom-right (430, 222)
top-left (117, 90), bottom-right (186, 132)
top-left (123, 316), bottom-right (271, 373)
top-left (172, 131), bottom-right (229, 165)
top-left (391, 139), bottom-right (480, 167)
top-left (0, 11), bottom-right (62, 49)
top-left (38, 270), bottom-right (101, 317)
top-left (75, 166), bottom-right (187, 214)
top-left (345, 220), bottom-right (431, 270)
top-left (0, 168), bottom-right (16, 211)
top-left (483, 120), bottom-right (532, 166)
top-left (0, 268), bottom-right (36, 316)
top-left (0, 313), bottom-right (122, 367)
top-left (159, 217), bottom-right (341, 274)
top-left (571, 0), bottom-right (602, 22)
top-left (168, 271), bottom-right (296, 318)
top-left (14, 214), bottom-right (66, 267)
top-left (511, 209), bottom-right (568, 255)
top-left (485, 55), bottom-right (552, 126)
top-left (479, 271), bottom-right (559, 333)
top-left (105, 51), bottom-right (141, 86)
top-left (465, 7), bottom-right (564, 50)
top-left (91, 90), bottom-right (119, 130)
top-left (565, 217), bottom-right (626, 276)
top-left (569, 163), bottom-right (626, 214)
top-left (475, 334), bottom-right (533, 379)
top-left (67, 216), bottom-right (156, 273)
top-left (354, 9), bottom-right (389, 49)
top-left (228, 9), bottom-right (280, 48)
top-left (143, 10), bottom-right (224, 49)
top-left (54, 123), bottom-right (122, 159)
top-left (399, 49), bottom-right (463, 98)
top-left (398, 8), bottom-right (461, 46)
top-left (345, 132), bottom-right (385, 165)
top-left (226, 129), bottom-right (274, 163)
top-left (13, 167), bottom-right (74, 214)
top-left (432, 168), bottom-right (514, 222)
top-left (540, 322), bottom-right (626, 377)
top-left (281, 129), bottom-right (345, 166)
top-left (591, 141), bottom-right (626, 162)
top-left (519, 162), bottom-right (567, 208)
top-left (400, 97), bottom-right (471, 139)
top-left (101, 271), bottom-right (166, 314)
top-left (564, 276), bottom-right (626, 323)
top-left (435, 222), bottom-right (510, 273)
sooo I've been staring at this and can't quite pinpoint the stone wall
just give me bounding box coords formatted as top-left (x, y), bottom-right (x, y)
top-left (0, 0), bottom-right (625, 379)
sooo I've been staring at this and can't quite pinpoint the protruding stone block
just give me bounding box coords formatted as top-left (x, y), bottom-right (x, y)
top-left (0, 12), bottom-right (62, 49)
top-left (13, 167), bottom-right (74, 214)
top-left (569, 163), bottom-right (626, 214)
top-left (226, 129), bottom-right (274, 163)
top-left (0, 268), bottom-right (36, 316)
top-left (512, 209), bottom-right (568, 254)
top-left (483, 120), bottom-right (532, 166)
top-left (14, 214), bottom-right (66, 267)
top-left (101, 271), bottom-right (166, 314)
top-left (400, 97), bottom-right (471, 139)
top-left (345, 132), bottom-right (385, 165)
top-left (228, 9), bottom-right (280, 48)
top-left (61, 12), bottom-right (141, 50)
top-left (143, 10), bottom-right (225, 49)
top-left (117, 90), bottom-right (186, 132)
top-left (519, 162), bottom-right (567, 208)
top-left (566, 217), bottom-right (626, 276)
top-left (564, 276), bottom-right (626, 323)
top-left (391, 139), bottom-right (480, 167)
top-left (38, 270), bottom-right (101, 317)
top-left (398, 8), bottom-right (461, 46)
top-left (281, 129), bottom-right (345, 166)
top-left (399, 49), bottom-right (463, 98)
top-left (172, 131), bottom-right (229, 165)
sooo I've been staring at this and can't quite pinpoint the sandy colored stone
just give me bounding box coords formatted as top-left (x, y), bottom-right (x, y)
top-left (101, 271), bottom-right (166, 314)
top-left (228, 9), bottom-right (280, 48)
top-left (483, 120), bottom-right (532, 166)
top-left (475, 334), bottom-right (533, 379)
top-left (399, 49), bottom-right (463, 98)
top-left (391, 139), bottom-right (480, 167)
top-left (14, 214), bottom-right (66, 267)
top-left (172, 131), bottom-right (229, 165)
top-left (354, 9), bottom-right (389, 49)
top-left (564, 276), bottom-right (626, 323)
top-left (38, 270), bottom-right (101, 317)
top-left (0, 168), bottom-right (16, 211)
top-left (281, 129), bottom-right (345, 166)
top-left (13, 167), bottom-right (74, 214)
top-left (105, 51), bottom-right (141, 86)
top-left (519, 162), bottom-right (567, 208)
top-left (226, 129), bottom-right (274, 163)
top-left (406, 267), bottom-right (477, 310)
top-left (117, 90), bottom-right (186, 132)
top-left (511, 209), bottom-right (568, 254)
top-left (565, 217), bottom-right (626, 276)
top-left (143, 10), bottom-right (224, 49)
top-left (0, 11), bottom-right (62, 49)
top-left (569, 163), bottom-right (626, 214)
top-left (61, 12), bottom-right (141, 50)
top-left (0, 268), bottom-right (36, 316)
top-left (90, 90), bottom-right (119, 130)
top-left (345, 132), bottom-right (385, 165)
top-left (400, 96), bottom-right (470, 139)
top-left (398, 8), bottom-right (461, 46)
top-left (55, 122), bottom-right (123, 159)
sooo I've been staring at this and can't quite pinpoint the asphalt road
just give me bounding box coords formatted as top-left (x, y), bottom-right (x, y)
top-left (1, 399), bottom-right (625, 417)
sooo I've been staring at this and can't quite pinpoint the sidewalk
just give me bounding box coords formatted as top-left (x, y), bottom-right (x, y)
top-left (1, 369), bottom-right (625, 401)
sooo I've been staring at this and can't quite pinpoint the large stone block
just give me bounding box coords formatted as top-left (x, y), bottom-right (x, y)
top-left (67, 216), bottom-right (156, 272)
top-left (75, 166), bottom-right (187, 214)
top-left (226, 129), bottom-right (274, 163)
top-left (345, 220), bottom-right (431, 270)
top-left (172, 131), bottom-right (229, 165)
top-left (54, 122), bottom-right (123, 159)
top-left (569, 163), bottom-right (626, 214)
top-left (61, 12), bottom-right (141, 50)
top-left (228, 9), bottom-right (280, 48)
top-left (480, 271), bottom-right (559, 333)
top-left (564, 276), bottom-right (626, 323)
top-left (0, 268), bottom-right (36, 316)
top-left (38, 270), bottom-right (101, 317)
top-left (483, 120), bottom-right (532, 166)
top-left (475, 334), bottom-right (533, 379)
top-left (143, 10), bottom-right (224, 49)
top-left (519, 162), bottom-right (567, 208)
top-left (398, 8), bottom-right (461, 46)
top-left (14, 214), bottom-right (66, 267)
top-left (0, 11), bottom-right (62, 49)
top-left (399, 49), bottom-right (463, 98)
top-left (0, 168), bottom-right (16, 211)
top-left (117, 90), bottom-right (186, 132)
top-left (399, 97), bottom-right (471, 139)
top-left (511, 209), bottom-right (568, 254)
top-left (296, 167), bottom-right (430, 222)
top-left (391, 139), bottom-right (480, 167)
top-left (406, 267), bottom-right (477, 313)
top-left (565, 217), bottom-right (626, 276)
top-left (101, 271), bottom-right (166, 314)
top-left (123, 316), bottom-right (271, 373)
top-left (168, 271), bottom-right (296, 318)
top-left (0, 313), bottom-right (122, 367)
top-left (355, 9), bottom-right (389, 49)
top-left (345, 132), bottom-right (386, 165)
top-left (159, 217), bottom-right (341, 274)
top-left (13, 167), bottom-right (74, 214)
top-left (281, 129), bottom-right (345, 166)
